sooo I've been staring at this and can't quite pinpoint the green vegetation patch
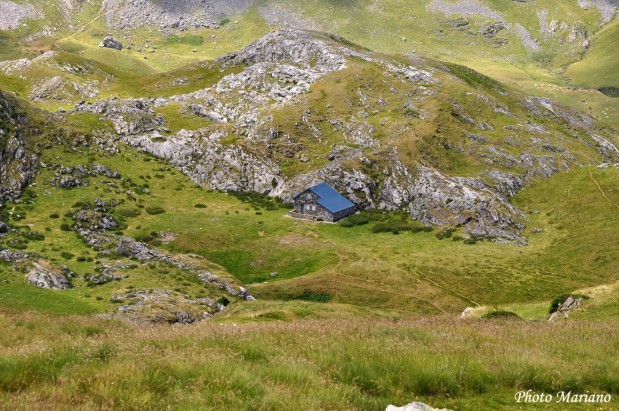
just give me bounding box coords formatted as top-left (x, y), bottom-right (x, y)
top-left (481, 310), bottom-right (522, 320)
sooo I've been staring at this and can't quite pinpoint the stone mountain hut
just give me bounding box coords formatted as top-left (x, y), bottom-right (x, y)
top-left (291, 182), bottom-right (356, 222)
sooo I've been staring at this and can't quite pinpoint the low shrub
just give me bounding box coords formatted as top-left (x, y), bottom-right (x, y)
top-left (296, 290), bottom-right (332, 303)
top-left (22, 232), bottom-right (45, 241)
top-left (7, 240), bottom-right (28, 250)
top-left (436, 228), bottom-right (456, 240)
top-left (117, 208), bottom-right (141, 218)
top-left (347, 214), bottom-right (370, 226)
top-left (145, 206), bottom-right (166, 215)
top-left (371, 220), bottom-right (413, 234)
top-left (482, 310), bottom-right (522, 320)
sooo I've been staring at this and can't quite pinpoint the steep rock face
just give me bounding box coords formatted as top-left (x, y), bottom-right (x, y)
top-left (0, 92), bottom-right (40, 202)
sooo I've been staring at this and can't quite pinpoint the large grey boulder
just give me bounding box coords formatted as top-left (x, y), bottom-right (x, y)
top-left (27, 261), bottom-right (74, 290)
top-left (99, 37), bottom-right (123, 51)
top-left (549, 296), bottom-right (585, 322)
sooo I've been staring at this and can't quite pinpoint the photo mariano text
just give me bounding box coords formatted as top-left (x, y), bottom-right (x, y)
top-left (515, 390), bottom-right (613, 404)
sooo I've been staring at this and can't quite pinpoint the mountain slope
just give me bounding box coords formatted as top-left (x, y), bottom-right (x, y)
top-left (2, 0), bottom-right (616, 71)
top-left (61, 29), bottom-right (619, 241)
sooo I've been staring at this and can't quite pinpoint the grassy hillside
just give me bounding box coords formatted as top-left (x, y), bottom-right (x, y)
top-left (566, 18), bottom-right (619, 89)
top-left (2, 136), bottom-right (619, 318)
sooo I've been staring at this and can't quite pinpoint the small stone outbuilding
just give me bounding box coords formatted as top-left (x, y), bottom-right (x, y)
top-left (290, 182), bottom-right (356, 222)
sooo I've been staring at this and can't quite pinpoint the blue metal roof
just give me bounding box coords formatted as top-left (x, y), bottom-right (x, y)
top-left (309, 182), bottom-right (355, 213)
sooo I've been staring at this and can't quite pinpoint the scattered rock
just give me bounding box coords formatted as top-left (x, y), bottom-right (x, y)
top-left (159, 230), bottom-right (176, 244)
top-left (0, 249), bottom-right (30, 263)
top-left (50, 164), bottom-right (121, 188)
top-left (86, 267), bottom-right (127, 285)
top-left (480, 22), bottom-right (505, 37)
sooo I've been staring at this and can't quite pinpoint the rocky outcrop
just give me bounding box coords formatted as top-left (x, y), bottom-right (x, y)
top-left (112, 289), bottom-right (225, 324)
top-left (28, 76), bottom-right (99, 102)
top-left (0, 92), bottom-right (40, 202)
top-left (112, 234), bottom-right (255, 300)
top-left (217, 29), bottom-right (347, 72)
top-left (72, 98), bottom-right (167, 135)
top-left (0, 249), bottom-right (76, 291)
top-left (26, 260), bottom-right (75, 290)
top-left (577, 0), bottom-right (618, 23)
top-left (86, 269), bottom-right (126, 286)
top-left (408, 166), bottom-right (526, 240)
top-left (124, 130), bottom-right (283, 194)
